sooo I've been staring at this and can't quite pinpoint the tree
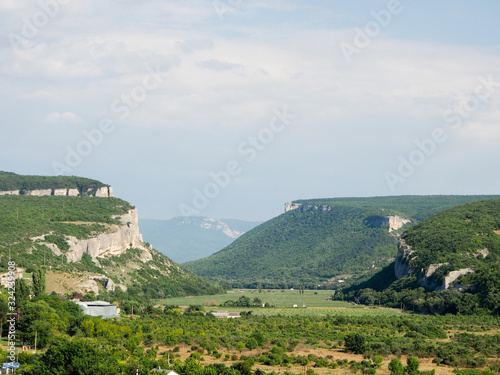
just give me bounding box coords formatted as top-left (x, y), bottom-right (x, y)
top-left (236, 341), bottom-right (246, 353)
top-left (406, 357), bottom-right (420, 375)
top-left (15, 277), bottom-right (31, 308)
top-left (388, 358), bottom-right (404, 375)
top-left (373, 355), bottom-right (384, 368)
top-left (32, 268), bottom-right (46, 297)
top-left (245, 337), bottom-right (258, 350)
top-left (344, 333), bottom-right (367, 354)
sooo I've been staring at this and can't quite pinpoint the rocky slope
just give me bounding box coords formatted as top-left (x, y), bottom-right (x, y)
top-left (394, 198), bottom-right (500, 291)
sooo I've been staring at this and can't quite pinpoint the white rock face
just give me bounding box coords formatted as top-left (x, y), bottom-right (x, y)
top-left (285, 202), bottom-right (302, 212)
top-left (0, 190), bottom-right (19, 195)
top-left (25, 189), bottom-right (52, 196)
top-left (443, 268), bottom-right (474, 289)
top-left (395, 239), bottom-right (475, 290)
top-left (68, 189), bottom-right (79, 196)
top-left (95, 187), bottom-right (111, 197)
top-left (63, 208), bottom-right (151, 263)
top-left (53, 188), bottom-right (67, 196)
top-left (284, 202), bottom-right (333, 213)
top-left (9, 186), bottom-right (113, 197)
top-left (200, 218), bottom-right (244, 239)
top-left (394, 239), bottom-right (415, 279)
top-left (387, 216), bottom-right (411, 232)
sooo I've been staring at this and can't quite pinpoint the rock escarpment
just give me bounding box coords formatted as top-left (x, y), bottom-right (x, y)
top-left (395, 239), bottom-right (474, 290)
top-left (284, 202), bottom-right (333, 213)
top-left (34, 208), bottom-right (152, 265)
top-left (0, 186), bottom-right (113, 197)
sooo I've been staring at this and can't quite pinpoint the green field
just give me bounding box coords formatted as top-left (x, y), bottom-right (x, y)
top-left (156, 289), bottom-right (403, 317)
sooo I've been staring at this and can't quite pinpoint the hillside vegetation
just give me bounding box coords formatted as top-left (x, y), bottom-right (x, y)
top-left (0, 171), bottom-right (107, 192)
top-left (338, 198), bottom-right (500, 315)
top-left (185, 196), bottom-right (500, 288)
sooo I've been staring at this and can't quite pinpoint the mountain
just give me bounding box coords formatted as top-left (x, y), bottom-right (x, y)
top-left (0, 173), bottom-right (224, 298)
top-left (140, 217), bottom-right (262, 263)
top-left (184, 195), bottom-right (500, 288)
top-left (338, 198), bottom-right (500, 314)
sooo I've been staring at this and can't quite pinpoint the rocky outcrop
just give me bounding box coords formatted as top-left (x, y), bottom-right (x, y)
top-left (284, 202), bottom-right (333, 213)
top-left (64, 208), bottom-right (151, 263)
top-left (285, 202), bottom-right (302, 212)
top-left (25, 189), bottom-right (53, 196)
top-left (199, 218), bottom-right (245, 239)
top-left (0, 186), bottom-right (114, 197)
top-left (0, 190), bottom-right (19, 195)
top-left (418, 263), bottom-right (448, 289)
top-left (35, 208), bottom-right (152, 265)
top-left (395, 238), bottom-right (415, 279)
top-left (53, 188), bottom-right (68, 196)
top-left (387, 216), bottom-right (411, 232)
top-left (368, 215), bottom-right (411, 232)
top-left (443, 268), bottom-right (474, 289)
top-left (89, 275), bottom-right (127, 292)
top-left (395, 239), bottom-right (475, 290)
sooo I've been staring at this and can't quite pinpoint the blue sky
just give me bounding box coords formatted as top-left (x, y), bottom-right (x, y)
top-left (1, 0), bottom-right (500, 221)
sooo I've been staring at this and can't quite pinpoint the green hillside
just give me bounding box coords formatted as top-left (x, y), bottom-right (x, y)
top-left (185, 195), bottom-right (500, 288)
top-left (338, 198), bottom-right (500, 314)
top-left (0, 175), bottom-right (224, 299)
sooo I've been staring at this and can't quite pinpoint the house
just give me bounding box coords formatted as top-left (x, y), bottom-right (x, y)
top-left (151, 369), bottom-right (179, 374)
top-left (71, 293), bottom-right (84, 301)
top-left (211, 311), bottom-right (241, 319)
top-left (75, 301), bottom-right (120, 319)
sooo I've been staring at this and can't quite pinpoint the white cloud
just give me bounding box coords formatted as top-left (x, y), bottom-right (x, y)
top-left (45, 111), bottom-right (83, 124)
top-left (1, 0), bottom-right (500, 220)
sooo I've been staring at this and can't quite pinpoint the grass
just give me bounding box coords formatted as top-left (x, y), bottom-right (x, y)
top-left (156, 289), bottom-right (403, 317)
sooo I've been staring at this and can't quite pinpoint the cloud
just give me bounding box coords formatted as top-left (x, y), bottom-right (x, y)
top-left (197, 59), bottom-right (243, 71)
top-left (45, 111), bottom-right (83, 124)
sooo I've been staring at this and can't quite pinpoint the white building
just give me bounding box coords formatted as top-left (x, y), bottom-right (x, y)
top-left (75, 301), bottom-right (120, 319)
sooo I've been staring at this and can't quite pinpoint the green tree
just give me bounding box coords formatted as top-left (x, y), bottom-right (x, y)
top-left (373, 355), bottom-right (384, 368)
top-left (388, 358), bottom-right (404, 375)
top-left (344, 333), bottom-right (367, 354)
top-left (236, 341), bottom-right (246, 353)
top-left (406, 357), bottom-right (420, 375)
top-left (32, 268), bottom-right (46, 297)
top-left (15, 277), bottom-right (31, 308)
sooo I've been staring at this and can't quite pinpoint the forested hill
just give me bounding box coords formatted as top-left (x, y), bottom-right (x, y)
top-left (184, 195), bottom-right (500, 288)
top-left (338, 198), bottom-right (500, 314)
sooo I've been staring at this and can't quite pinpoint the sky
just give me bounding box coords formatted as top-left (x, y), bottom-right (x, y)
top-left (1, 0), bottom-right (500, 222)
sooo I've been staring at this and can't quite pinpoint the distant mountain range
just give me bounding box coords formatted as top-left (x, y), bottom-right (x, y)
top-left (139, 217), bottom-right (262, 263)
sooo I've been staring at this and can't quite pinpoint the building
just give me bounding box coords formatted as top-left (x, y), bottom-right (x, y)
top-left (151, 369), bottom-right (179, 374)
top-left (211, 311), bottom-right (241, 319)
top-left (75, 301), bottom-right (120, 319)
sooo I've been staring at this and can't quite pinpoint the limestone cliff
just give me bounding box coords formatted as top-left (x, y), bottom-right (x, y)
top-left (284, 202), bottom-right (333, 213)
top-left (394, 239), bottom-right (475, 290)
top-left (0, 186), bottom-right (114, 197)
top-left (34, 208), bottom-right (152, 265)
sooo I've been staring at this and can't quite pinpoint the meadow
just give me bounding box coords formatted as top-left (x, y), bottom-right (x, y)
top-left (158, 289), bottom-right (402, 317)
